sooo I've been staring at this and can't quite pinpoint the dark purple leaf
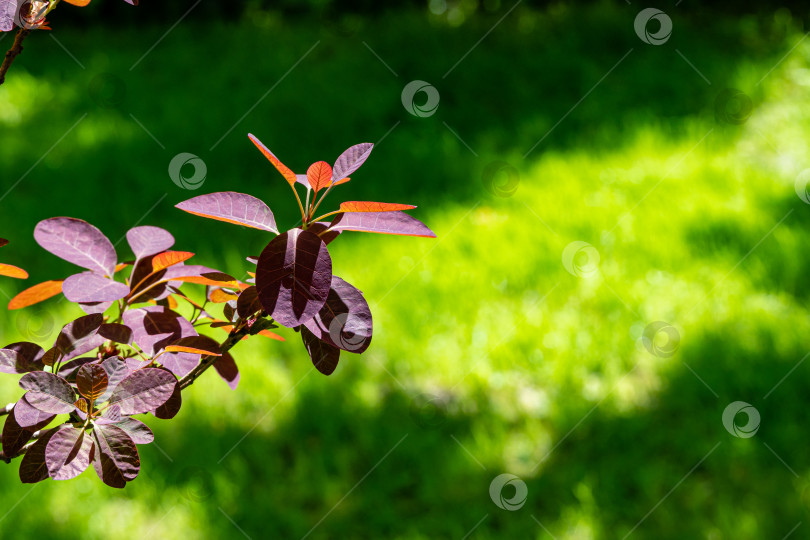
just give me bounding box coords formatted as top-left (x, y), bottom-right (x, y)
top-left (153, 371), bottom-right (182, 419)
top-left (1, 342), bottom-right (44, 373)
top-left (53, 314), bottom-right (105, 361)
top-left (236, 286), bottom-right (261, 318)
top-left (92, 424), bottom-right (139, 488)
top-left (331, 143), bottom-right (374, 182)
top-left (112, 417), bottom-right (154, 445)
top-left (58, 357), bottom-right (96, 382)
top-left (328, 211), bottom-right (436, 238)
top-left (14, 395), bottom-right (56, 428)
top-left (306, 223), bottom-right (341, 245)
top-left (303, 276), bottom-right (372, 353)
top-left (19, 372), bottom-right (76, 414)
top-left (46, 425), bottom-right (95, 481)
top-left (109, 368), bottom-right (177, 415)
top-left (62, 272), bottom-right (130, 303)
top-left (34, 217), bottom-right (117, 276)
top-left (122, 306), bottom-right (197, 356)
top-left (128, 254), bottom-right (181, 303)
top-left (77, 364), bottom-right (108, 401)
top-left (301, 327), bottom-right (341, 375)
top-left (256, 229), bottom-right (332, 328)
top-left (94, 404), bottom-right (122, 425)
top-left (2, 411), bottom-right (36, 457)
top-left (20, 428), bottom-right (59, 484)
top-left (126, 226), bottom-right (175, 260)
top-left (98, 323), bottom-right (133, 345)
top-left (0, 348), bottom-right (20, 374)
top-left (175, 192), bottom-right (278, 233)
top-left (97, 356), bottom-right (130, 403)
top-left (213, 352), bottom-right (239, 390)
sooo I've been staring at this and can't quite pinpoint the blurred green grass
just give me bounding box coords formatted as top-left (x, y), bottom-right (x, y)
top-left (1, 3), bottom-right (809, 539)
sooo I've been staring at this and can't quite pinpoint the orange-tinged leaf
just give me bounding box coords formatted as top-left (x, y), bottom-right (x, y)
top-left (165, 345), bottom-right (222, 356)
top-left (209, 289), bottom-right (238, 303)
top-left (0, 264), bottom-right (28, 279)
top-left (307, 161), bottom-right (333, 193)
top-left (114, 262), bottom-right (131, 273)
top-left (169, 275), bottom-right (239, 288)
top-left (339, 201), bottom-right (417, 213)
top-left (247, 271), bottom-right (256, 278)
top-left (248, 134), bottom-right (297, 186)
top-left (257, 329), bottom-right (285, 342)
top-left (152, 251), bottom-right (194, 272)
top-left (8, 280), bottom-right (63, 310)
top-left (331, 177), bottom-right (351, 186)
top-left (63, 0), bottom-right (92, 5)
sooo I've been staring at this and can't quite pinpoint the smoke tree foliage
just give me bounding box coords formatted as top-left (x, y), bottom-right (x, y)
top-left (0, 134), bottom-right (435, 488)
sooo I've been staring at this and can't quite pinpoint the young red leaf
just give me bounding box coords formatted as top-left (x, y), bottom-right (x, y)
top-left (108, 368), bottom-right (177, 415)
top-left (46, 425), bottom-right (95, 481)
top-left (151, 251), bottom-right (194, 272)
top-left (209, 288), bottom-right (238, 303)
top-left (19, 372), bottom-right (76, 414)
top-left (176, 192), bottom-right (279, 233)
top-left (165, 336), bottom-right (221, 357)
top-left (247, 134), bottom-right (298, 186)
top-left (126, 226), bottom-right (175, 260)
top-left (8, 280), bottom-right (63, 310)
top-left (0, 263), bottom-right (28, 279)
top-left (62, 272), bottom-right (130, 303)
top-left (339, 201), bottom-right (417, 213)
top-left (303, 276), bottom-right (372, 353)
top-left (301, 327), bottom-right (340, 375)
top-left (76, 364), bottom-right (108, 401)
top-left (256, 229), bottom-right (332, 328)
top-left (92, 424), bottom-right (139, 488)
top-left (213, 351), bottom-right (240, 390)
top-left (328, 211), bottom-right (436, 238)
top-left (0, 238), bottom-right (7, 248)
top-left (331, 143), bottom-right (374, 183)
top-left (307, 161), bottom-right (333, 193)
top-left (34, 217), bottom-right (117, 276)
top-left (19, 428), bottom-right (58, 484)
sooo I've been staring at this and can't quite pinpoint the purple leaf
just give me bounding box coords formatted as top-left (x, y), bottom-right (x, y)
top-left (98, 323), bottom-right (133, 345)
top-left (92, 424), bottom-right (139, 488)
top-left (53, 314), bottom-right (105, 362)
top-left (79, 301), bottom-right (114, 315)
top-left (159, 350), bottom-right (198, 378)
top-left (1, 0), bottom-right (16, 32)
top-left (0, 348), bottom-right (22, 375)
top-left (1, 342), bottom-right (45, 373)
top-left (20, 428), bottom-right (58, 484)
top-left (122, 306), bottom-right (197, 356)
top-left (34, 217), bottom-right (117, 276)
top-left (331, 143), bottom-right (374, 183)
top-left (62, 272), bottom-right (130, 303)
top-left (213, 352), bottom-right (240, 390)
top-left (301, 326), bottom-right (341, 375)
top-left (256, 229), bottom-right (332, 328)
top-left (153, 370), bottom-right (182, 419)
top-left (58, 357), bottom-right (96, 382)
top-left (2, 411), bottom-right (37, 457)
top-left (328, 211), bottom-right (436, 238)
top-left (295, 174), bottom-right (311, 188)
top-left (108, 368), bottom-right (177, 415)
top-left (94, 404), bottom-right (122, 425)
top-left (303, 276), bottom-right (372, 353)
top-left (175, 192), bottom-right (278, 233)
top-left (112, 417), bottom-right (154, 445)
top-left (77, 364), bottom-right (108, 401)
top-left (126, 226), bottom-right (175, 260)
top-left (305, 223), bottom-right (341, 246)
top-left (14, 394), bottom-right (56, 428)
top-left (128, 253), bottom-right (181, 302)
top-left (236, 286), bottom-right (261, 318)
top-left (45, 425), bottom-right (95, 481)
top-left (97, 356), bottom-right (130, 403)
top-left (19, 372), bottom-right (76, 414)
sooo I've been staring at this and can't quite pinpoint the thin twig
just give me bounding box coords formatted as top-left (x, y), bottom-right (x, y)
top-left (0, 28), bottom-right (31, 86)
